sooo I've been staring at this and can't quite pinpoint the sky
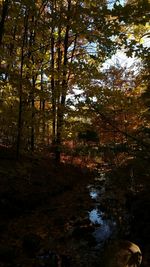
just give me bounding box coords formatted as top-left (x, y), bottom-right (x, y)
top-left (102, 51), bottom-right (141, 70)
top-left (107, 0), bottom-right (125, 9)
top-left (102, 33), bottom-right (150, 71)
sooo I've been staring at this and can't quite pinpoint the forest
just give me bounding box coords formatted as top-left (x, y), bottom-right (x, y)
top-left (0, 0), bottom-right (150, 266)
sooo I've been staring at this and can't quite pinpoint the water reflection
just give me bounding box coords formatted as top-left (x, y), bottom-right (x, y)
top-left (89, 208), bottom-right (116, 243)
top-left (88, 172), bottom-right (116, 244)
top-left (93, 223), bottom-right (113, 243)
top-left (89, 208), bottom-right (103, 224)
top-left (89, 189), bottom-right (99, 200)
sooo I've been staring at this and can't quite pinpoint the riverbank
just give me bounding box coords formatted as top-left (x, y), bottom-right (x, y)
top-left (0, 151), bottom-right (97, 266)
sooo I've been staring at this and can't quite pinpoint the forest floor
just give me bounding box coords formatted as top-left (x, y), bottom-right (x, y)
top-left (0, 146), bottom-right (150, 267)
top-left (0, 147), bottom-right (98, 267)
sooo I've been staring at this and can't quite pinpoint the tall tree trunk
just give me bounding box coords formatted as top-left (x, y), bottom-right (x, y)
top-left (16, 89), bottom-right (23, 159)
top-left (55, 18), bottom-right (62, 162)
top-left (55, 0), bottom-right (71, 163)
top-left (0, 0), bottom-right (9, 46)
top-left (29, 15), bottom-right (37, 153)
top-left (16, 12), bottom-right (28, 159)
top-left (51, 1), bottom-right (56, 145)
top-left (31, 76), bottom-right (35, 152)
top-left (40, 69), bottom-right (46, 144)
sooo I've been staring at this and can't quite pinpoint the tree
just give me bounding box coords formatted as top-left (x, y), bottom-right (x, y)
top-left (0, 0), bottom-right (10, 45)
top-left (0, 0), bottom-right (149, 163)
top-left (43, 0), bottom-right (120, 162)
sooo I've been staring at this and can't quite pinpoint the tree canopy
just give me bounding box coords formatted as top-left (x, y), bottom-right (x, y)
top-left (0, 0), bottom-right (149, 161)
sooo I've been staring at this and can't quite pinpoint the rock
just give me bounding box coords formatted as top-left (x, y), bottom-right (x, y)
top-left (102, 240), bottom-right (142, 267)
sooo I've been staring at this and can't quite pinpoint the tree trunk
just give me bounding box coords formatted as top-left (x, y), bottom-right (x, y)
top-left (40, 69), bottom-right (46, 144)
top-left (55, 19), bottom-right (62, 162)
top-left (31, 77), bottom-right (36, 152)
top-left (55, 0), bottom-right (71, 163)
top-left (0, 0), bottom-right (9, 45)
top-left (16, 11), bottom-right (28, 159)
top-left (51, 1), bottom-right (56, 145)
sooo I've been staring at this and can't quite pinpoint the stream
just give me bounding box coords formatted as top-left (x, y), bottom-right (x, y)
top-left (87, 169), bottom-right (130, 246)
top-left (32, 169), bottom-right (122, 267)
top-left (88, 173), bottom-right (116, 245)
top-left (33, 166), bottom-right (149, 267)
top-left (18, 168), bottom-right (134, 267)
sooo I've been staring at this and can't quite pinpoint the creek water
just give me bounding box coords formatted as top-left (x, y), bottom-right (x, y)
top-left (87, 170), bottom-right (127, 246)
top-left (89, 208), bottom-right (116, 244)
top-left (34, 169), bottom-right (133, 267)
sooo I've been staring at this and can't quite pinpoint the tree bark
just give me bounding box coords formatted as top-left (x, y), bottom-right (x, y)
top-left (16, 11), bottom-right (28, 159)
top-left (31, 76), bottom-right (36, 152)
top-left (40, 69), bottom-right (46, 144)
top-left (55, 0), bottom-right (71, 163)
top-left (0, 0), bottom-right (9, 45)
